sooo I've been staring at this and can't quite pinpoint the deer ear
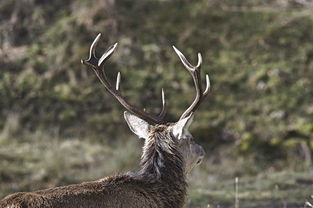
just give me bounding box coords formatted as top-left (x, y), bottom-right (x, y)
top-left (124, 111), bottom-right (150, 139)
top-left (172, 113), bottom-right (194, 139)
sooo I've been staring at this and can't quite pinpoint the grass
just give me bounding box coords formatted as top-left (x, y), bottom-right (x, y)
top-left (0, 128), bottom-right (142, 198)
top-left (187, 171), bottom-right (313, 208)
top-left (1, 127), bottom-right (312, 208)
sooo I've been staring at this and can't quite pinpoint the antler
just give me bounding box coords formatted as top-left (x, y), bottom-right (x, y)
top-left (81, 33), bottom-right (167, 124)
top-left (172, 46), bottom-right (210, 120)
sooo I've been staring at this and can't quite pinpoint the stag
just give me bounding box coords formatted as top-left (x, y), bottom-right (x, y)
top-left (0, 33), bottom-right (210, 208)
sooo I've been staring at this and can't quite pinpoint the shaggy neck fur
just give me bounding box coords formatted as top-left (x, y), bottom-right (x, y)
top-left (136, 125), bottom-right (187, 207)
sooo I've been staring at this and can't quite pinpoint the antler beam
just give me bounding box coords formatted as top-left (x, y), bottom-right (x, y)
top-left (81, 33), bottom-right (167, 124)
top-left (172, 46), bottom-right (210, 120)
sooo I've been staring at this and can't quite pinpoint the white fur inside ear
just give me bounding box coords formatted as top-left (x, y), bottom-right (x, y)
top-left (172, 113), bottom-right (194, 139)
top-left (124, 111), bottom-right (149, 139)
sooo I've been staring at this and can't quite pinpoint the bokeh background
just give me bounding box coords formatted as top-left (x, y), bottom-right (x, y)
top-left (1, 0), bottom-right (313, 207)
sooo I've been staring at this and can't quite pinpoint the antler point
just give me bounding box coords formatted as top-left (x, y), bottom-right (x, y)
top-left (197, 53), bottom-right (202, 68)
top-left (203, 74), bottom-right (210, 95)
top-left (161, 88), bottom-right (165, 105)
top-left (206, 74), bottom-right (210, 85)
top-left (116, 72), bottom-right (121, 91)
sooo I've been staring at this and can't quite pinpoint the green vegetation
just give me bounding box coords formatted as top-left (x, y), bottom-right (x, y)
top-left (0, 0), bottom-right (313, 207)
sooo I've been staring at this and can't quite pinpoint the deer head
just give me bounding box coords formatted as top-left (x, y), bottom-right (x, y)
top-left (81, 33), bottom-right (209, 174)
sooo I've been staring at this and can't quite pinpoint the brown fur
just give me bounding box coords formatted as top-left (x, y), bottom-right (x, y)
top-left (0, 125), bottom-right (188, 208)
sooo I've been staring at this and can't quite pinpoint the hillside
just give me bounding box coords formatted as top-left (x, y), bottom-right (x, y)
top-left (0, 0), bottom-right (313, 207)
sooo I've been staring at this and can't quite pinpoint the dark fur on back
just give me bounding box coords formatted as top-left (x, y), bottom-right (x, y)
top-left (0, 124), bottom-right (187, 208)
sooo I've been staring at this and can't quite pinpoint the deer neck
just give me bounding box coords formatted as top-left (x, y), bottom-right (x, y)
top-left (138, 126), bottom-right (186, 186)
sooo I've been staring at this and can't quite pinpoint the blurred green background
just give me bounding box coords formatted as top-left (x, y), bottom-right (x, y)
top-left (1, 0), bottom-right (313, 207)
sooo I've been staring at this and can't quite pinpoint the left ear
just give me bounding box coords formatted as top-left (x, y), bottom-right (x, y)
top-left (124, 111), bottom-right (150, 139)
top-left (172, 113), bottom-right (194, 139)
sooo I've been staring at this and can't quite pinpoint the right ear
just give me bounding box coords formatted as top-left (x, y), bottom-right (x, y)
top-left (172, 113), bottom-right (194, 139)
top-left (124, 111), bottom-right (150, 139)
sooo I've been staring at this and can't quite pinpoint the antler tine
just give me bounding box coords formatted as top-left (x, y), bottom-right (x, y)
top-left (172, 46), bottom-right (202, 71)
top-left (116, 72), bottom-right (121, 90)
top-left (157, 88), bottom-right (167, 119)
top-left (81, 33), bottom-right (167, 124)
top-left (172, 46), bottom-right (210, 120)
top-left (81, 33), bottom-right (101, 67)
top-left (98, 43), bottom-right (118, 67)
top-left (203, 74), bottom-right (210, 96)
